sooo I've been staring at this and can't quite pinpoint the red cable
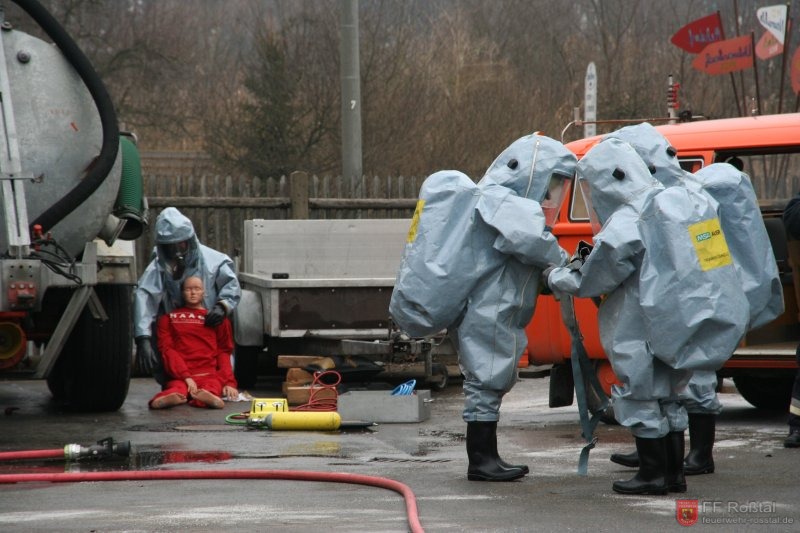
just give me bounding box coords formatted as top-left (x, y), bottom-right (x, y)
top-left (0, 468), bottom-right (424, 533)
top-left (0, 449), bottom-right (65, 461)
top-left (294, 370), bottom-right (341, 411)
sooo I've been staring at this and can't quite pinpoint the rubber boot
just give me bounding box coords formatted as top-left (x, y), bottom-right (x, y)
top-left (683, 413), bottom-right (715, 475)
top-left (491, 430), bottom-right (530, 475)
top-left (466, 421), bottom-right (527, 482)
top-left (609, 449), bottom-right (639, 468)
top-left (611, 436), bottom-right (668, 495)
top-left (784, 427), bottom-right (800, 448)
top-left (666, 431), bottom-right (687, 493)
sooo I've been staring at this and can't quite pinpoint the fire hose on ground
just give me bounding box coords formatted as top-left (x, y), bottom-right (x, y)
top-left (0, 439), bottom-right (424, 533)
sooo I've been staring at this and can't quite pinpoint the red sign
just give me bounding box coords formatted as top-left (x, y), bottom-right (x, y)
top-left (692, 35), bottom-right (753, 75)
top-left (671, 12), bottom-right (724, 53)
top-left (676, 499), bottom-right (699, 527)
top-left (791, 47), bottom-right (800, 95)
top-left (756, 30), bottom-right (783, 60)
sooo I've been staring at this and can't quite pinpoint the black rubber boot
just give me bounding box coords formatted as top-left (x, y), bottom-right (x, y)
top-left (490, 429), bottom-right (530, 474)
top-left (683, 413), bottom-right (715, 475)
top-left (784, 427), bottom-right (800, 448)
top-left (610, 449), bottom-right (639, 468)
top-left (611, 436), bottom-right (668, 495)
top-left (666, 431), bottom-right (687, 493)
top-left (466, 421), bottom-right (527, 482)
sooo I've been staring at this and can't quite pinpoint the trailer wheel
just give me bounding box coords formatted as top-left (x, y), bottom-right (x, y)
top-left (733, 375), bottom-right (794, 410)
top-left (429, 362), bottom-right (449, 390)
top-left (234, 345), bottom-right (262, 390)
top-left (47, 285), bottom-right (132, 412)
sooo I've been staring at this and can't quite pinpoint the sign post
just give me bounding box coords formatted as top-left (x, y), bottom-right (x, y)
top-left (584, 62), bottom-right (597, 138)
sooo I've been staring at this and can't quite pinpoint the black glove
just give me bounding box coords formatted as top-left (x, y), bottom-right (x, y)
top-left (135, 336), bottom-right (158, 375)
top-left (204, 303), bottom-right (226, 327)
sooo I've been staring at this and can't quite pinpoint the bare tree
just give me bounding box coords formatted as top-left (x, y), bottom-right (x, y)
top-left (7, 0), bottom-right (795, 178)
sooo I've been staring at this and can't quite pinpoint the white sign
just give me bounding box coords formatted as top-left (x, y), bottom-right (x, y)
top-left (757, 4), bottom-right (788, 45)
top-left (584, 62), bottom-right (597, 138)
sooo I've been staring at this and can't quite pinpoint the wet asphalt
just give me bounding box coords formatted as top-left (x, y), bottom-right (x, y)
top-left (1, 374), bottom-right (798, 532)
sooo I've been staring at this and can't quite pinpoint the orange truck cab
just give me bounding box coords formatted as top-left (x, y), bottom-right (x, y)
top-left (527, 113), bottom-right (800, 411)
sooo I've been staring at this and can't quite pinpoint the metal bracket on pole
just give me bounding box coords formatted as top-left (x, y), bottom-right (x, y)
top-left (33, 286), bottom-right (92, 378)
top-left (87, 288), bottom-right (109, 321)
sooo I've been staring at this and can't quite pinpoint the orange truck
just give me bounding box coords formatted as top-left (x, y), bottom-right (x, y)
top-left (527, 113), bottom-right (800, 412)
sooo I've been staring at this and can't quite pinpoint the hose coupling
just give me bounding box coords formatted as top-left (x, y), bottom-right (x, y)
top-left (64, 437), bottom-right (131, 460)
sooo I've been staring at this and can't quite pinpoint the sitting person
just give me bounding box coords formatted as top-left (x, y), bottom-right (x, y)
top-left (149, 276), bottom-right (238, 409)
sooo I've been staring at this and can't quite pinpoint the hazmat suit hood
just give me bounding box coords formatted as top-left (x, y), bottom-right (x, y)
top-left (155, 207), bottom-right (196, 244)
top-left (154, 207), bottom-right (200, 274)
top-left (603, 123), bottom-right (684, 187)
top-left (577, 138), bottom-right (663, 226)
top-left (480, 133), bottom-right (576, 227)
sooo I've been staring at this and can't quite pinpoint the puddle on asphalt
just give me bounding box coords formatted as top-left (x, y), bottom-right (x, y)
top-left (134, 449), bottom-right (234, 468)
top-left (172, 425), bottom-right (241, 432)
top-left (0, 447), bottom-right (235, 473)
top-left (0, 443), bottom-right (358, 474)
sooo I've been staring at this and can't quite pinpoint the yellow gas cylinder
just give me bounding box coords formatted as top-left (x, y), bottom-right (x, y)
top-left (265, 411), bottom-right (341, 431)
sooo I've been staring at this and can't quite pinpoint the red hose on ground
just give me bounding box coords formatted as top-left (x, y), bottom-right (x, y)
top-left (0, 469), bottom-right (425, 533)
top-left (0, 449), bottom-right (65, 461)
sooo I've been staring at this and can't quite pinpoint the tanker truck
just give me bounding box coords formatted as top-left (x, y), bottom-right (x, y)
top-left (0, 0), bottom-right (146, 411)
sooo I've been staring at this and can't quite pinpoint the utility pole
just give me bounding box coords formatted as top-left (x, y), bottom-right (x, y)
top-left (339, 0), bottom-right (362, 180)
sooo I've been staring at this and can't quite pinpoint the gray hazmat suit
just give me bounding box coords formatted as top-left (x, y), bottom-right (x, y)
top-left (390, 134), bottom-right (576, 422)
top-left (389, 170), bottom-right (481, 337)
top-left (690, 163), bottom-right (783, 330)
top-left (134, 207), bottom-right (241, 339)
top-left (605, 124), bottom-right (782, 414)
top-left (547, 138), bottom-right (748, 438)
top-left (682, 163), bottom-right (784, 413)
top-left (603, 124), bottom-right (723, 413)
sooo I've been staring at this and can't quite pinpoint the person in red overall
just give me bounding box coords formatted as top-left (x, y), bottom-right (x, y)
top-left (149, 276), bottom-right (238, 409)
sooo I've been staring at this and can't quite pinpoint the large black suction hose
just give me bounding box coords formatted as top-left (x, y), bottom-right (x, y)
top-left (13, 0), bottom-right (119, 235)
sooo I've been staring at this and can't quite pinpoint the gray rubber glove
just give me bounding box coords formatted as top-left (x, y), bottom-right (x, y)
top-left (135, 336), bottom-right (158, 375)
top-left (540, 264), bottom-right (557, 296)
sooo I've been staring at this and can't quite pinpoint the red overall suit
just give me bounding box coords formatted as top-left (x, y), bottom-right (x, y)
top-left (150, 306), bottom-right (236, 408)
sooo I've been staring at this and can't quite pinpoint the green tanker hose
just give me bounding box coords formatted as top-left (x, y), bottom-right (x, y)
top-left (115, 136), bottom-right (147, 240)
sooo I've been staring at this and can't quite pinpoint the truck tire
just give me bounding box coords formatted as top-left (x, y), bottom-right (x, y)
top-left (548, 362), bottom-right (574, 408)
top-left (47, 285), bottom-right (133, 412)
top-left (733, 375), bottom-right (794, 410)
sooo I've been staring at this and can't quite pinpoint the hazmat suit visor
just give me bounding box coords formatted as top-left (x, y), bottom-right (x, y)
top-left (577, 175), bottom-right (603, 234)
top-left (154, 207), bottom-right (200, 278)
top-left (541, 172), bottom-right (573, 227)
top-left (158, 240), bottom-right (191, 261)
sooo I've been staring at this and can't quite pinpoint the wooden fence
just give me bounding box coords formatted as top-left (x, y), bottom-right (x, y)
top-left (136, 152), bottom-right (423, 274)
top-left (135, 151), bottom-right (800, 275)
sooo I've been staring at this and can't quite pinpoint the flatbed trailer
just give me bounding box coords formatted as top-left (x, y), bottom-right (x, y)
top-left (232, 218), bottom-right (456, 389)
